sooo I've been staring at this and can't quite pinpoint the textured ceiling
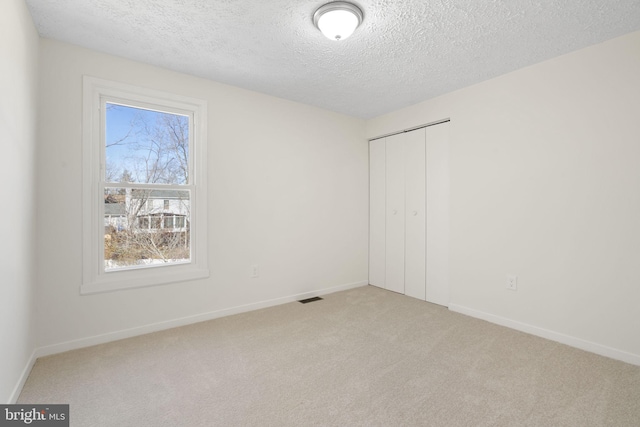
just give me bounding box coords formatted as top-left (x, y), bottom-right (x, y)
top-left (25, 0), bottom-right (640, 119)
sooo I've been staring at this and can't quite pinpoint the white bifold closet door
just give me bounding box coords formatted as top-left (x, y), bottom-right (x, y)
top-left (385, 133), bottom-right (406, 294)
top-left (368, 121), bottom-right (449, 306)
top-left (425, 123), bottom-right (449, 306)
top-left (368, 138), bottom-right (386, 288)
top-left (404, 130), bottom-right (427, 300)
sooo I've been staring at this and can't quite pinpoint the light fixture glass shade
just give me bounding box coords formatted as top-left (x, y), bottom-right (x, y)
top-left (313, 2), bottom-right (363, 41)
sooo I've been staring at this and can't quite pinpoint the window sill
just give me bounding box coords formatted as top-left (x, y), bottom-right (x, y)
top-left (81, 265), bottom-right (209, 295)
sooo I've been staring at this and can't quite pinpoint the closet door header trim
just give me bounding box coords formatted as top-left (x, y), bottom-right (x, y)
top-left (369, 118), bottom-right (450, 142)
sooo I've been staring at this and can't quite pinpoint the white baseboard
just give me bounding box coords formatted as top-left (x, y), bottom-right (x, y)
top-left (448, 303), bottom-right (640, 366)
top-left (35, 280), bottom-right (368, 359)
top-left (9, 349), bottom-right (37, 403)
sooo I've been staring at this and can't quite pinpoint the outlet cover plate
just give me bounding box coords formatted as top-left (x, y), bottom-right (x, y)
top-left (506, 275), bottom-right (517, 291)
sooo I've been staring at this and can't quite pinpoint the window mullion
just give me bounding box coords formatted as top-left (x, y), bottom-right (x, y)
top-left (103, 182), bottom-right (194, 191)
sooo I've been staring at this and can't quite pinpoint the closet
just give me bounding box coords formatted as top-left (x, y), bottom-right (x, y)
top-left (368, 121), bottom-right (449, 306)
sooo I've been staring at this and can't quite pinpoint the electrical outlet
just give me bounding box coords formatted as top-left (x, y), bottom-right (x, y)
top-left (506, 275), bottom-right (517, 291)
top-left (251, 265), bottom-right (259, 278)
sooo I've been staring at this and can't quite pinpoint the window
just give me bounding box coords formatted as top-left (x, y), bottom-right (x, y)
top-left (138, 216), bottom-right (150, 229)
top-left (83, 77), bottom-right (208, 294)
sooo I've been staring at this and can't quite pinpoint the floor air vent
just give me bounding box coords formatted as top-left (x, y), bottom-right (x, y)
top-left (298, 296), bottom-right (323, 304)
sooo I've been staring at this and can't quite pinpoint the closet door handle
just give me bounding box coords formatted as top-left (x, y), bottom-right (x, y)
top-left (392, 210), bottom-right (398, 215)
top-left (412, 211), bottom-right (418, 216)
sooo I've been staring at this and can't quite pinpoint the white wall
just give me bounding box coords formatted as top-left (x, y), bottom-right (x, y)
top-left (367, 30), bottom-right (640, 363)
top-left (0, 0), bottom-right (39, 403)
top-left (36, 40), bottom-right (368, 351)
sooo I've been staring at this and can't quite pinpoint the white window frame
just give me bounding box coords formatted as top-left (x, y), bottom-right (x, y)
top-left (82, 76), bottom-right (209, 294)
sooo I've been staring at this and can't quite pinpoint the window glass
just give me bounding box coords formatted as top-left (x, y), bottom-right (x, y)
top-left (105, 104), bottom-right (189, 185)
top-left (103, 103), bottom-right (192, 272)
top-left (103, 188), bottom-right (191, 270)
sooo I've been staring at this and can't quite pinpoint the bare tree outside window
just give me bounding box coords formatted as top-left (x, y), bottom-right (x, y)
top-left (103, 103), bottom-right (191, 270)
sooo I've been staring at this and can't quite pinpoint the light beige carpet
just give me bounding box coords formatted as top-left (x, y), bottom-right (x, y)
top-left (18, 286), bottom-right (640, 426)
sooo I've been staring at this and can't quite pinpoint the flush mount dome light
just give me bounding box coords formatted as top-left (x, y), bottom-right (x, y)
top-left (313, 1), bottom-right (363, 41)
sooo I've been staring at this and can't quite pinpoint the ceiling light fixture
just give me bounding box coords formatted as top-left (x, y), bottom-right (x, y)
top-left (313, 2), bottom-right (363, 41)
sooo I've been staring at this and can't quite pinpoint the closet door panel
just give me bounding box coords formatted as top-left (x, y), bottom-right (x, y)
top-left (385, 133), bottom-right (405, 294)
top-left (425, 122), bottom-right (450, 306)
top-left (369, 139), bottom-right (386, 288)
top-left (404, 129), bottom-right (426, 300)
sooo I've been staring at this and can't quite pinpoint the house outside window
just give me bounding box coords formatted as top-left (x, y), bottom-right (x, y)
top-left (83, 77), bottom-right (209, 294)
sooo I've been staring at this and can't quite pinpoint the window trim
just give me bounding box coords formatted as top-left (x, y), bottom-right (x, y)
top-left (82, 76), bottom-right (209, 294)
